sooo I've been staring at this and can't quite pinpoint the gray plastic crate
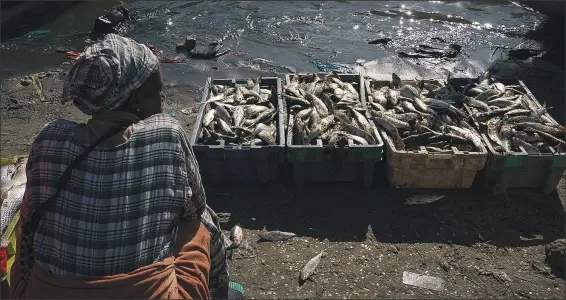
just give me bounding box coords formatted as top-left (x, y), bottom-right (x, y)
top-left (448, 78), bottom-right (566, 194)
top-left (364, 77), bottom-right (487, 189)
top-left (190, 77), bottom-right (285, 183)
top-left (284, 73), bottom-right (383, 186)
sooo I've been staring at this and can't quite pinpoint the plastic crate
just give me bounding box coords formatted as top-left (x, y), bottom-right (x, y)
top-left (448, 78), bottom-right (566, 194)
top-left (284, 73), bottom-right (383, 186)
top-left (190, 77), bottom-right (285, 183)
top-left (363, 78), bottom-right (487, 189)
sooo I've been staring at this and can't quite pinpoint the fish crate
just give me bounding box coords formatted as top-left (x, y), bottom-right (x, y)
top-left (189, 77), bottom-right (285, 183)
top-left (448, 78), bottom-right (566, 194)
top-left (283, 73), bottom-right (383, 186)
top-left (363, 78), bottom-right (487, 189)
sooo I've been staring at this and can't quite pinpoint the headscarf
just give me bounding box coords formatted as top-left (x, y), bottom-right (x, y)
top-left (62, 34), bottom-right (160, 115)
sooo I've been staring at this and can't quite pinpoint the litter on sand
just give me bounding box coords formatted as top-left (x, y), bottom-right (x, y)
top-left (402, 271), bottom-right (445, 291)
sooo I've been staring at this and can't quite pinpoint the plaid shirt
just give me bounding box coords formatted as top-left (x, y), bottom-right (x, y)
top-left (20, 114), bottom-right (229, 296)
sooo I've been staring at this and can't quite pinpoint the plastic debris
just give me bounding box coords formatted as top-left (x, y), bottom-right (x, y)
top-left (368, 38), bottom-right (392, 45)
top-left (30, 74), bottom-right (45, 102)
top-left (402, 271), bottom-right (445, 291)
top-left (167, 111), bottom-right (177, 118)
top-left (27, 29), bottom-right (52, 39)
top-left (310, 59), bottom-right (340, 72)
top-left (160, 58), bottom-right (185, 64)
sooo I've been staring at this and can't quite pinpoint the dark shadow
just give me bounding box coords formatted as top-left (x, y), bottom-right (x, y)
top-left (1, 1), bottom-right (80, 42)
top-left (205, 180), bottom-right (565, 248)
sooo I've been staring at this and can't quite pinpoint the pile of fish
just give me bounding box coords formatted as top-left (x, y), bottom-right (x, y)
top-left (459, 75), bottom-right (566, 154)
top-left (198, 78), bottom-right (279, 146)
top-left (366, 73), bottom-right (482, 153)
top-left (1, 157), bottom-right (27, 246)
top-left (284, 72), bottom-right (378, 147)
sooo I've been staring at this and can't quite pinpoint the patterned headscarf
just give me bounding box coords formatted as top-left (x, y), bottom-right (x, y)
top-left (62, 34), bottom-right (160, 115)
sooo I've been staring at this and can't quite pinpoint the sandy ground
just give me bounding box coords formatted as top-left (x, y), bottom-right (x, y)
top-left (1, 65), bottom-right (565, 299)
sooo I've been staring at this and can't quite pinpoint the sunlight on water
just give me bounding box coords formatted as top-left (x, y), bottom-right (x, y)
top-left (0, 0), bottom-right (545, 85)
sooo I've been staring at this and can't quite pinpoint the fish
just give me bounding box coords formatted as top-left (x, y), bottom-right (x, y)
top-left (230, 224), bottom-right (243, 248)
top-left (284, 73), bottom-right (377, 147)
top-left (454, 75), bottom-right (566, 154)
top-left (198, 80), bottom-right (277, 146)
top-left (300, 251), bottom-right (325, 282)
top-left (0, 164), bottom-right (16, 187)
top-left (365, 76), bottom-right (481, 153)
top-left (405, 194), bottom-right (445, 205)
top-left (259, 228), bottom-right (296, 242)
top-left (1, 158), bottom-right (27, 235)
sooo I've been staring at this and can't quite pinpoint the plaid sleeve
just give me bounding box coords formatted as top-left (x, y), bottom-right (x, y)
top-left (201, 206), bottom-right (231, 298)
top-left (178, 126), bottom-right (206, 220)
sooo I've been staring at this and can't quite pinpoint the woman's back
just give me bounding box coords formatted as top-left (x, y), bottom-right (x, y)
top-left (26, 114), bottom-right (200, 276)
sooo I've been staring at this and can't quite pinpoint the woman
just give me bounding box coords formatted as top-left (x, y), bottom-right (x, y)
top-left (10, 34), bottom-right (233, 299)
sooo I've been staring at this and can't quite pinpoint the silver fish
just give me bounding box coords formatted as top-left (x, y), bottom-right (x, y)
top-left (300, 251), bottom-right (325, 281)
top-left (230, 224), bottom-right (243, 248)
top-left (259, 229), bottom-right (296, 241)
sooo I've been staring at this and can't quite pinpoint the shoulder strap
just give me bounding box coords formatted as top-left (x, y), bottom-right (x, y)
top-left (23, 125), bottom-right (127, 232)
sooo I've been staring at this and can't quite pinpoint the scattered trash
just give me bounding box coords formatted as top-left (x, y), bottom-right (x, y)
top-left (250, 58), bottom-right (273, 64)
top-left (404, 194), bottom-right (445, 205)
top-left (402, 271), bottom-right (445, 291)
top-left (54, 47), bottom-right (70, 54)
top-left (300, 251), bottom-right (325, 282)
top-left (64, 51), bottom-right (81, 64)
top-left (531, 261), bottom-right (552, 276)
top-left (310, 59), bottom-right (340, 72)
top-left (148, 44), bottom-right (163, 54)
top-left (167, 111), bottom-right (177, 118)
top-left (368, 38), bottom-right (392, 45)
top-left (175, 36), bottom-right (197, 53)
top-left (30, 74), bottom-right (45, 102)
top-left (230, 224), bottom-right (243, 248)
top-left (20, 78), bottom-right (32, 86)
top-left (231, 51), bottom-right (249, 56)
top-left (160, 58), bottom-right (185, 64)
top-left (180, 108), bottom-right (192, 115)
top-left (492, 271), bottom-right (513, 283)
top-left (92, 5), bottom-right (130, 35)
top-left (398, 44), bottom-right (462, 59)
top-left (478, 268), bottom-right (513, 284)
top-left (176, 37), bottom-right (231, 59)
top-left (27, 30), bottom-right (52, 39)
top-left (259, 226), bottom-right (296, 242)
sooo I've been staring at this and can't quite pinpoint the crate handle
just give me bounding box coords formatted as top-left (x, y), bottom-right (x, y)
top-left (425, 156), bottom-right (455, 169)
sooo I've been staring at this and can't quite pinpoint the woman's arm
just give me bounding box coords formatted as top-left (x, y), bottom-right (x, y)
top-left (178, 126), bottom-right (207, 220)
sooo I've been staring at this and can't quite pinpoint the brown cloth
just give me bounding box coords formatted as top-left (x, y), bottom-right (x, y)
top-left (10, 220), bottom-right (211, 299)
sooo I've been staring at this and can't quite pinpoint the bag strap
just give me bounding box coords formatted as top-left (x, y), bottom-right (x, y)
top-left (23, 125), bottom-right (128, 232)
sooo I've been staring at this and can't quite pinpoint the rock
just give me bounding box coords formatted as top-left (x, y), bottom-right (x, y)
top-left (545, 239), bottom-right (565, 279)
top-left (20, 79), bottom-right (32, 86)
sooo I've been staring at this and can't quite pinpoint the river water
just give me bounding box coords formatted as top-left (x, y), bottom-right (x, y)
top-left (0, 1), bottom-right (549, 86)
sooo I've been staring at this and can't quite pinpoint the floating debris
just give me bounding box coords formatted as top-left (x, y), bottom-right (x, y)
top-left (300, 251), bottom-right (325, 282)
top-left (368, 38), bottom-right (392, 45)
top-left (198, 78), bottom-right (278, 146)
top-left (284, 72), bottom-right (378, 147)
